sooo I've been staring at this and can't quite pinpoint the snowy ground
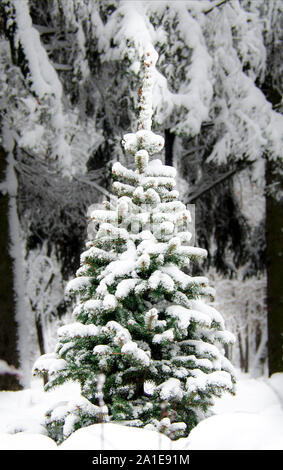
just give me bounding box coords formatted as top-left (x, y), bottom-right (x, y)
top-left (0, 370), bottom-right (282, 450)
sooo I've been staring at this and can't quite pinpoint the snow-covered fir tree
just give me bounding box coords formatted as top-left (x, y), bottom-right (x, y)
top-left (34, 47), bottom-right (236, 444)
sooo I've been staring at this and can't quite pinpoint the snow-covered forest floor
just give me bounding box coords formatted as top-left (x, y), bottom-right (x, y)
top-left (0, 370), bottom-right (282, 450)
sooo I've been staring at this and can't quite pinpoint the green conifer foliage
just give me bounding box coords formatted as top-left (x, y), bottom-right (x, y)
top-left (33, 47), bottom-right (236, 444)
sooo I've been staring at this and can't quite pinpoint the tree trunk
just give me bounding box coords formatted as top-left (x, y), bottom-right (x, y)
top-left (0, 146), bottom-right (22, 390)
top-left (245, 324), bottom-right (249, 373)
top-left (266, 159), bottom-right (283, 375)
top-left (31, 300), bottom-right (48, 385)
top-left (238, 331), bottom-right (245, 372)
top-left (164, 129), bottom-right (175, 167)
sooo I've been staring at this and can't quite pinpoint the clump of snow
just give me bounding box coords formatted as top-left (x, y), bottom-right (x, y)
top-left (65, 276), bottom-right (91, 294)
top-left (102, 294), bottom-right (117, 311)
top-left (57, 322), bottom-right (99, 339)
top-left (0, 360), bottom-right (21, 378)
top-left (101, 321), bottom-right (131, 346)
top-left (121, 341), bottom-right (150, 367)
top-left (153, 329), bottom-right (174, 345)
top-left (186, 369), bottom-right (234, 395)
top-left (33, 353), bottom-right (67, 376)
top-left (184, 412), bottom-right (283, 450)
top-left (0, 432), bottom-right (57, 450)
top-left (166, 304), bottom-right (211, 330)
top-left (46, 396), bottom-right (103, 441)
top-left (122, 129), bottom-right (164, 156)
top-left (158, 378), bottom-right (184, 401)
top-left (115, 278), bottom-right (139, 299)
top-left (59, 422), bottom-right (171, 450)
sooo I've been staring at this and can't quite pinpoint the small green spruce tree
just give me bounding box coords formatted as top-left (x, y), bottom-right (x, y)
top-left (33, 47), bottom-right (236, 444)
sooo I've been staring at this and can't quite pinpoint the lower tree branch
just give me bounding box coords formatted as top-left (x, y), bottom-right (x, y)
top-left (204, 0), bottom-right (231, 15)
top-left (187, 160), bottom-right (254, 203)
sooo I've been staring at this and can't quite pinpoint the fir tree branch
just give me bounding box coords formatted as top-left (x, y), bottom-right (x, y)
top-left (73, 175), bottom-right (112, 199)
top-left (204, 0), bottom-right (231, 15)
top-left (187, 160), bottom-right (254, 203)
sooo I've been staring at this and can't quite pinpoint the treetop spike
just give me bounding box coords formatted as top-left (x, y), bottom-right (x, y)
top-left (121, 45), bottom-right (164, 158)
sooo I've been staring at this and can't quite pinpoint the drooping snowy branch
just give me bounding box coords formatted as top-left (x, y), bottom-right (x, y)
top-left (12, 0), bottom-right (73, 175)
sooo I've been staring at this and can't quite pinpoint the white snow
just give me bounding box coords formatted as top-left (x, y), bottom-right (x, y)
top-left (57, 322), bottom-right (99, 339)
top-left (13, 0), bottom-right (62, 99)
top-left (33, 353), bottom-right (67, 376)
top-left (99, 241), bottom-right (137, 287)
top-left (59, 423), bottom-right (171, 451)
top-left (65, 276), bottom-right (91, 294)
top-left (0, 432), bottom-right (58, 450)
top-left (93, 345), bottom-right (112, 356)
top-left (161, 264), bottom-right (198, 290)
top-left (102, 294), bottom-right (117, 311)
top-left (146, 159), bottom-right (176, 178)
top-left (0, 371), bottom-right (282, 449)
top-left (185, 369), bottom-right (234, 394)
top-left (0, 360), bottom-right (20, 376)
top-left (181, 372), bottom-right (283, 450)
top-left (13, 0), bottom-right (74, 176)
top-left (152, 329), bottom-right (174, 345)
top-left (3, 147), bottom-right (34, 388)
top-left (158, 378), bottom-right (184, 401)
top-left (122, 129), bottom-right (164, 156)
top-left (83, 299), bottom-right (102, 312)
top-left (115, 278), bottom-right (139, 299)
top-left (166, 305), bottom-right (211, 330)
top-left (148, 270), bottom-right (175, 292)
top-left (101, 321), bottom-right (131, 346)
top-left (121, 341), bottom-right (150, 367)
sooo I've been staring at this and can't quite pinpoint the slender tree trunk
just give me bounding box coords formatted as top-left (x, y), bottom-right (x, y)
top-left (164, 129), bottom-right (175, 167)
top-left (245, 324), bottom-right (249, 373)
top-left (265, 159), bottom-right (283, 375)
top-left (0, 146), bottom-right (22, 390)
top-left (238, 331), bottom-right (245, 372)
top-left (30, 299), bottom-right (48, 385)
